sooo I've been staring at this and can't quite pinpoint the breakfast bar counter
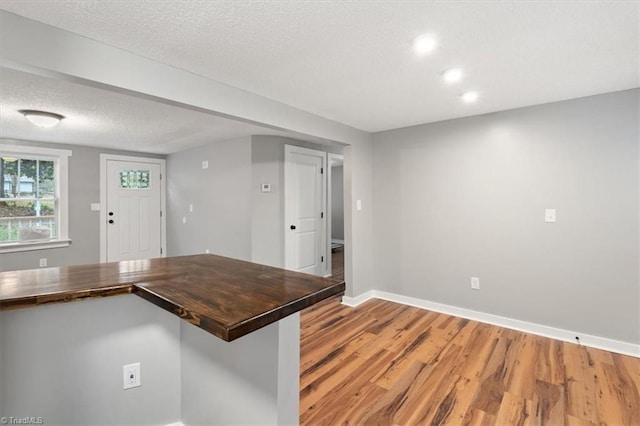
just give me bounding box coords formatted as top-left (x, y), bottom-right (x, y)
top-left (0, 254), bottom-right (345, 425)
top-left (0, 253), bottom-right (345, 341)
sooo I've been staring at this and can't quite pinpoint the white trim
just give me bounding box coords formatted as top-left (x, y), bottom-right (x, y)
top-left (342, 290), bottom-right (640, 358)
top-left (164, 422), bottom-right (184, 426)
top-left (0, 239), bottom-right (71, 254)
top-left (341, 290), bottom-right (376, 307)
top-left (331, 239), bottom-right (345, 245)
top-left (99, 154), bottom-right (166, 263)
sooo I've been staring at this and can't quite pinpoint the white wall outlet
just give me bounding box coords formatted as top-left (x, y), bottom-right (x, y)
top-left (545, 209), bottom-right (556, 223)
top-left (182, 216), bottom-right (187, 224)
top-left (261, 183), bottom-right (272, 193)
top-left (356, 200), bottom-right (362, 211)
top-left (123, 362), bottom-right (141, 390)
top-left (189, 203), bottom-right (193, 213)
top-left (205, 249), bottom-right (210, 254)
top-left (471, 277), bottom-right (480, 290)
top-left (39, 258), bottom-right (47, 267)
top-left (90, 203), bottom-right (101, 211)
top-left (201, 160), bottom-right (209, 169)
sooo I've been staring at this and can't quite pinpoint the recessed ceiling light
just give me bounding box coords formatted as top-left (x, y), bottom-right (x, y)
top-left (412, 34), bottom-right (437, 56)
top-left (19, 110), bottom-right (65, 128)
top-left (461, 91), bottom-right (479, 103)
top-left (442, 68), bottom-right (463, 84)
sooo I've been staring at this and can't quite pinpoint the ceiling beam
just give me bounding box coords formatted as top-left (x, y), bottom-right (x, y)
top-left (0, 10), bottom-right (371, 147)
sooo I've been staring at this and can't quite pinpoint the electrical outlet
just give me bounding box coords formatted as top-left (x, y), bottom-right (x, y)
top-left (39, 258), bottom-right (47, 267)
top-left (471, 277), bottom-right (480, 290)
top-left (201, 160), bottom-right (209, 169)
top-left (123, 362), bottom-right (141, 390)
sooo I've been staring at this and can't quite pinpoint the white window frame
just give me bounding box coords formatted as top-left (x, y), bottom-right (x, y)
top-left (0, 143), bottom-right (72, 253)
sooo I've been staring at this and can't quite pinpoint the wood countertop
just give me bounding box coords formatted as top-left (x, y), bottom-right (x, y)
top-left (0, 254), bottom-right (345, 341)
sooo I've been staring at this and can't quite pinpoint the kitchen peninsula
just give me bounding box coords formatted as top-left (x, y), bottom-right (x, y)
top-left (0, 254), bottom-right (345, 425)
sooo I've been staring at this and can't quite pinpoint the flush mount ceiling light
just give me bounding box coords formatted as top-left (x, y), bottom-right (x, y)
top-left (19, 110), bottom-right (65, 128)
top-left (442, 68), bottom-right (463, 84)
top-left (412, 34), bottom-right (437, 56)
top-left (461, 91), bottom-right (479, 103)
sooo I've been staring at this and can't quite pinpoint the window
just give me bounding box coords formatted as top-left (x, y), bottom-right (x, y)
top-left (0, 143), bottom-right (72, 253)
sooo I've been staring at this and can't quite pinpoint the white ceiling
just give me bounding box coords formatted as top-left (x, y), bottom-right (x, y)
top-left (0, 1), bottom-right (638, 149)
top-left (0, 68), bottom-right (295, 154)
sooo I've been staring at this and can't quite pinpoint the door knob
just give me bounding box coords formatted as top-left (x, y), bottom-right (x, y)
top-left (108, 212), bottom-right (114, 216)
top-left (108, 219), bottom-right (114, 224)
top-left (290, 225), bottom-right (296, 230)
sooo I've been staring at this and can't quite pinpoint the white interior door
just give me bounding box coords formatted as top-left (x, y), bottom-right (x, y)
top-left (285, 145), bottom-right (327, 276)
top-left (106, 159), bottom-right (162, 262)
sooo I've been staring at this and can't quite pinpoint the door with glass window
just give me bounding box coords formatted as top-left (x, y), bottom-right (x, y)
top-left (106, 160), bottom-right (161, 262)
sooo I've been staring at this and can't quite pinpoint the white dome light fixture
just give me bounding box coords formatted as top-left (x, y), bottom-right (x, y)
top-left (461, 91), bottom-right (479, 103)
top-left (19, 110), bottom-right (65, 128)
top-left (442, 68), bottom-right (463, 84)
top-left (412, 34), bottom-right (437, 56)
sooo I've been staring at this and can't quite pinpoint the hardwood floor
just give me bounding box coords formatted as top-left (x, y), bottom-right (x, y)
top-left (300, 298), bottom-right (640, 425)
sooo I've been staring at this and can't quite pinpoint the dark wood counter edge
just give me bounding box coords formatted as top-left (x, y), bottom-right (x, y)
top-left (0, 284), bottom-right (134, 310)
top-left (133, 281), bottom-right (346, 342)
top-left (1, 271), bottom-right (345, 342)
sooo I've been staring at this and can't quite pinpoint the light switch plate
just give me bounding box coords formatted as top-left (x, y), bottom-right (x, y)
top-left (90, 203), bottom-right (100, 211)
top-left (261, 183), bottom-right (272, 193)
top-left (545, 209), bottom-right (557, 223)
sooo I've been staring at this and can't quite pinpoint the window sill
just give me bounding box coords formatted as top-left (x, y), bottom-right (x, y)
top-left (0, 239), bottom-right (71, 254)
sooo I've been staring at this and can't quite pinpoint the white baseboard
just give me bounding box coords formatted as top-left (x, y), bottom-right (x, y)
top-left (165, 422), bottom-right (184, 426)
top-left (342, 290), bottom-right (639, 358)
top-left (341, 290), bottom-right (375, 307)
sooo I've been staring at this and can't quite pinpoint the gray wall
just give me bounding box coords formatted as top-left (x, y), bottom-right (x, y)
top-left (167, 134), bottom-right (342, 269)
top-left (181, 313), bottom-right (299, 425)
top-left (0, 139), bottom-right (165, 272)
top-left (166, 137), bottom-right (253, 261)
top-left (251, 135), bottom-right (342, 268)
top-left (331, 166), bottom-right (344, 241)
top-left (0, 295), bottom-right (181, 425)
top-left (372, 89), bottom-right (640, 344)
top-left (1, 294), bottom-right (301, 426)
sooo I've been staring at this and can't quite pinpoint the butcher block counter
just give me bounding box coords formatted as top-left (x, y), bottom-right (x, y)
top-left (0, 253), bottom-right (345, 341)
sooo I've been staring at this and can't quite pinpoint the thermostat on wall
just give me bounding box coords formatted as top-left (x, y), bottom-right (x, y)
top-left (261, 183), bottom-right (272, 193)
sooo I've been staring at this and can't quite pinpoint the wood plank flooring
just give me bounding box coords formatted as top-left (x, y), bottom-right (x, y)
top-left (300, 297), bottom-right (640, 425)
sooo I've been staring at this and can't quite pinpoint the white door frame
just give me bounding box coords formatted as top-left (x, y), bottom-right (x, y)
top-left (284, 144), bottom-right (328, 276)
top-left (99, 154), bottom-right (167, 263)
top-left (327, 153), bottom-right (344, 277)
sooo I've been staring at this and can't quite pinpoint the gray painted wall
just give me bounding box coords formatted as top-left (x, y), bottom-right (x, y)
top-left (166, 137), bottom-right (253, 261)
top-left (372, 89), bottom-right (640, 343)
top-left (331, 166), bottom-right (344, 241)
top-left (1, 294), bottom-right (301, 426)
top-left (0, 139), bottom-right (165, 272)
top-left (0, 295), bottom-right (181, 425)
top-left (251, 135), bottom-right (342, 268)
top-left (181, 313), bottom-right (299, 425)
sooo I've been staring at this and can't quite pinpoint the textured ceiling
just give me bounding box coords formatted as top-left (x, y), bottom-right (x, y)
top-left (0, 68), bottom-right (293, 154)
top-left (0, 1), bottom-right (638, 135)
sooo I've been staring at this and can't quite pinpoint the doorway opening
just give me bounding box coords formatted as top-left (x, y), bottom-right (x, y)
top-left (328, 154), bottom-right (344, 281)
